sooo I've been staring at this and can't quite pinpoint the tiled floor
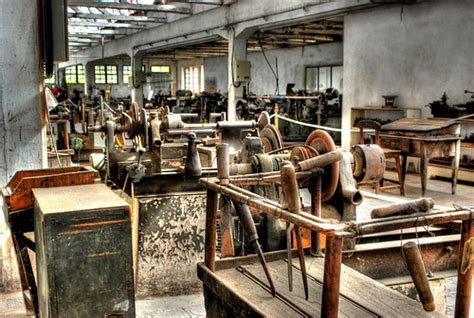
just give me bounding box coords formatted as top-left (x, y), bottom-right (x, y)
top-left (1, 171), bottom-right (472, 317)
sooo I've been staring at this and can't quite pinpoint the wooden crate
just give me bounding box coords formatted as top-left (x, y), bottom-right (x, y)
top-left (33, 184), bottom-right (135, 318)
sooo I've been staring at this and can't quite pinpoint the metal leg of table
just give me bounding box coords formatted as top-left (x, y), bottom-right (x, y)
top-left (451, 139), bottom-right (461, 195)
top-left (420, 149), bottom-right (429, 197)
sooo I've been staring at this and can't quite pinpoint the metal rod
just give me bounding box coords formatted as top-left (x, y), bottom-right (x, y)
top-left (204, 189), bottom-right (219, 272)
top-left (310, 175), bottom-right (322, 255)
top-left (321, 234), bottom-right (343, 318)
top-left (286, 223), bottom-right (293, 292)
top-left (455, 217), bottom-right (473, 318)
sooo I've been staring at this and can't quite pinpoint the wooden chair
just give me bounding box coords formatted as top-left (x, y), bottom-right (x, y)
top-left (355, 120), bottom-right (405, 195)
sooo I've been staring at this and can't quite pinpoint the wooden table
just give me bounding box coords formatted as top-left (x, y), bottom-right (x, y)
top-left (379, 118), bottom-right (461, 196)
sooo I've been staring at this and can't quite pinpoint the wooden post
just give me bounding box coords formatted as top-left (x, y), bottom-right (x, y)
top-left (455, 217), bottom-right (473, 318)
top-left (204, 189), bottom-right (219, 272)
top-left (310, 175), bottom-right (322, 255)
top-left (321, 234), bottom-right (343, 318)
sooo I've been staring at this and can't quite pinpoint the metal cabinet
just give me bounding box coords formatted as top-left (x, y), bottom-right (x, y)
top-left (33, 184), bottom-right (135, 318)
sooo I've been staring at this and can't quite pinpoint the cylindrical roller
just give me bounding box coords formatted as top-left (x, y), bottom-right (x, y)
top-left (402, 242), bottom-right (436, 312)
top-left (297, 149), bottom-right (343, 172)
top-left (163, 113), bottom-right (184, 130)
top-left (371, 198), bottom-right (434, 219)
top-left (166, 129), bottom-right (215, 137)
top-left (217, 120), bottom-right (256, 130)
top-left (351, 144), bottom-right (386, 183)
top-left (229, 163), bottom-right (253, 176)
top-left (280, 164), bottom-right (301, 213)
top-left (217, 143), bottom-right (230, 185)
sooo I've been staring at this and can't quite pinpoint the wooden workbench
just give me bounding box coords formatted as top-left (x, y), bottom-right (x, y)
top-left (380, 118), bottom-right (461, 196)
top-left (198, 252), bottom-right (442, 317)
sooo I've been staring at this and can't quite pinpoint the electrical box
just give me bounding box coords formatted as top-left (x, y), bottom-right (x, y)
top-left (234, 60), bottom-right (251, 83)
top-left (50, 0), bottom-right (69, 62)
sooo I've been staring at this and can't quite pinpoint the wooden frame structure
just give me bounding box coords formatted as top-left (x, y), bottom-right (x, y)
top-left (199, 172), bottom-right (473, 318)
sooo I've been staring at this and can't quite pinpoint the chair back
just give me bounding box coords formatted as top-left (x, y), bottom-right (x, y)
top-left (355, 120), bottom-right (382, 144)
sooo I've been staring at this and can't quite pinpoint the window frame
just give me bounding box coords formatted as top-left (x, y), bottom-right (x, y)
top-left (304, 65), bottom-right (343, 93)
top-left (65, 64), bottom-right (85, 85)
top-left (94, 64), bottom-right (118, 84)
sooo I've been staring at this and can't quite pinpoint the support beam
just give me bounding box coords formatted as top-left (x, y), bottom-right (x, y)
top-left (131, 52), bottom-right (144, 107)
top-left (227, 28), bottom-right (248, 121)
top-left (68, 21), bottom-right (146, 29)
top-left (68, 12), bottom-right (166, 23)
top-left (68, 1), bottom-right (192, 14)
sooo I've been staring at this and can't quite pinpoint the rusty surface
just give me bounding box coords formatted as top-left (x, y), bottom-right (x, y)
top-left (321, 235), bottom-right (343, 318)
top-left (455, 218), bottom-right (474, 318)
top-left (137, 192), bottom-right (207, 297)
top-left (402, 242), bottom-right (436, 312)
top-left (3, 166), bottom-right (98, 212)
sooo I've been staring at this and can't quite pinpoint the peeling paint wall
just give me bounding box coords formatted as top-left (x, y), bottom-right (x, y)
top-left (137, 192), bottom-right (207, 298)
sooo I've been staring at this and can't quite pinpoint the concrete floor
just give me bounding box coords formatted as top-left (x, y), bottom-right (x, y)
top-left (0, 171), bottom-right (472, 317)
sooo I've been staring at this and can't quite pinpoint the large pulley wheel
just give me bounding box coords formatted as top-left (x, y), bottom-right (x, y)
top-left (351, 144), bottom-right (386, 183)
top-left (257, 111), bottom-right (271, 131)
top-left (290, 145), bottom-right (319, 187)
top-left (139, 107), bottom-right (149, 149)
top-left (260, 125), bottom-right (283, 153)
top-left (305, 130), bottom-right (339, 202)
top-left (128, 102), bottom-right (140, 139)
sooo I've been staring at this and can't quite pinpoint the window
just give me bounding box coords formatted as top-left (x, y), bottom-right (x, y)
top-left (181, 66), bottom-right (203, 93)
top-left (65, 64), bottom-right (84, 84)
top-left (305, 65), bottom-right (343, 93)
top-left (150, 65), bottom-right (170, 73)
top-left (94, 65), bottom-right (118, 84)
top-left (123, 65), bottom-right (132, 84)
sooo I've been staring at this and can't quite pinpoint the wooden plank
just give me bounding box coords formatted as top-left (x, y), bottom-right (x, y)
top-left (381, 118), bottom-right (457, 132)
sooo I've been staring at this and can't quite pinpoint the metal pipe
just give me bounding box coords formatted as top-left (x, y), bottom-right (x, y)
top-left (370, 198), bottom-right (434, 219)
top-left (339, 150), bottom-right (363, 206)
top-left (217, 144), bottom-right (229, 186)
top-left (296, 149), bottom-right (343, 172)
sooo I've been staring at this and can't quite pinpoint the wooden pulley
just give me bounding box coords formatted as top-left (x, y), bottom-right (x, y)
top-left (351, 144), bottom-right (386, 183)
top-left (305, 130), bottom-right (339, 202)
top-left (289, 146), bottom-right (319, 187)
top-left (260, 125), bottom-right (283, 153)
top-left (257, 111), bottom-right (271, 131)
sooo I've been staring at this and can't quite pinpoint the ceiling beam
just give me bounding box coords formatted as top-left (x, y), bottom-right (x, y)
top-left (69, 29), bottom-right (128, 36)
top-left (68, 12), bottom-right (166, 23)
top-left (167, 0), bottom-right (223, 4)
top-left (68, 1), bottom-right (192, 14)
top-left (68, 20), bottom-right (146, 29)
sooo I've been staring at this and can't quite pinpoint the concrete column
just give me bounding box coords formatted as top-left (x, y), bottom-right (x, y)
top-left (0, 0), bottom-right (45, 291)
top-left (131, 51), bottom-right (144, 107)
top-left (84, 62), bottom-right (94, 97)
top-left (227, 29), bottom-right (248, 121)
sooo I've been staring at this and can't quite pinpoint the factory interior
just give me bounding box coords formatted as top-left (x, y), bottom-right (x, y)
top-left (1, 0), bottom-right (474, 317)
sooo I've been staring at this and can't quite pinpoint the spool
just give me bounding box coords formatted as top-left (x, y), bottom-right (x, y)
top-left (351, 144), bottom-right (386, 183)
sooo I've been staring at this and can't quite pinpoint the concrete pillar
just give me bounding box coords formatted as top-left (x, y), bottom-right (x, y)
top-left (84, 62), bottom-right (94, 97)
top-left (227, 29), bottom-right (248, 121)
top-left (0, 0), bottom-right (45, 291)
top-left (131, 51), bottom-right (144, 107)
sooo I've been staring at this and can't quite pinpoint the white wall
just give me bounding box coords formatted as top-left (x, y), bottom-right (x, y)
top-left (0, 0), bottom-right (45, 291)
top-left (342, 0), bottom-right (474, 148)
top-left (204, 42), bottom-right (343, 95)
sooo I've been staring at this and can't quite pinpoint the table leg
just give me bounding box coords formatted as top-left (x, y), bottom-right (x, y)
top-left (451, 139), bottom-right (461, 195)
top-left (420, 148), bottom-right (429, 197)
top-left (401, 154), bottom-right (408, 188)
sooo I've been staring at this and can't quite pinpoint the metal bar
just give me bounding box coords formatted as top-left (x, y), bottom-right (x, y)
top-left (68, 12), bottom-right (166, 23)
top-left (68, 1), bottom-right (192, 14)
top-left (321, 234), bottom-right (343, 318)
top-left (170, 0), bottom-right (223, 4)
top-left (204, 189), bottom-right (218, 272)
top-left (310, 175), bottom-right (322, 255)
top-left (455, 217), bottom-right (473, 318)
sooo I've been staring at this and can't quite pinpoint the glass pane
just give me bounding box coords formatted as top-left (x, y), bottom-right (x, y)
top-left (123, 65), bottom-right (132, 84)
top-left (318, 67), bottom-right (331, 92)
top-left (77, 65), bottom-right (85, 84)
top-left (331, 66), bottom-right (343, 93)
top-left (151, 65), bottom-right (170, 73)
top-left (106, 65), bottom-right (118, 84)
top-left (95, 65), bottom-right (106, 84)
top-left (65, 66), bottom-right (77, 84)
top-left (305, 67), bottom-right (318, 91)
